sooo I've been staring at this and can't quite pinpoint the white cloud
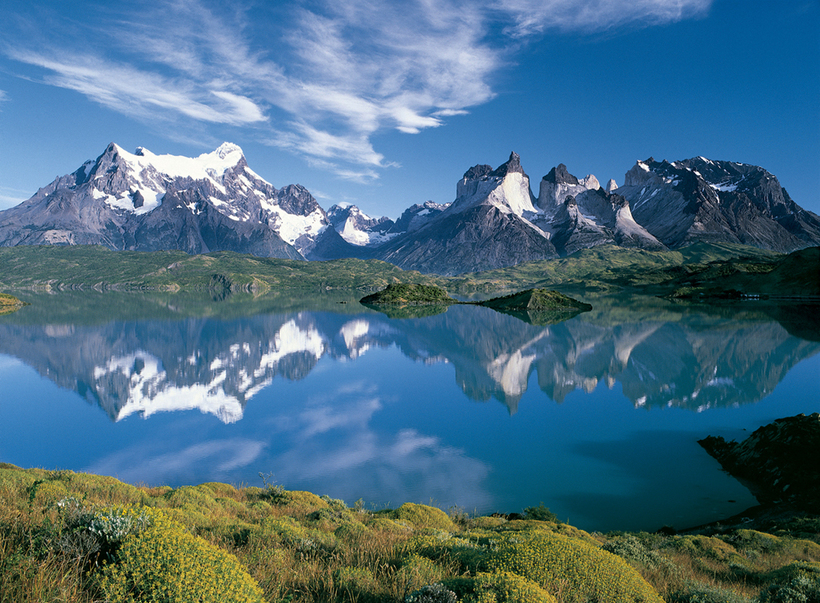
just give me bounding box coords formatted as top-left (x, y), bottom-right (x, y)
top-left (496, 0), bottom-right (712, 37)
top-left (0, 186), bottom-right (30, 210)
top-left (4, 0), bottom-right (712, 181)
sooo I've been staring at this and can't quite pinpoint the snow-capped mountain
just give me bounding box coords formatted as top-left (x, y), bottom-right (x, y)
top-left (326, 203), bottom-right (396, 247)
top-left (2, 144), bottom-right (818, 275)
top-left (373, 153), bottom-right (560, 275)
top-left (372, 152), bottom-right (668, 274)
top-left (616, 157), bottom-right (820, 251)
top-left (0, 142), bottom-right (333, 259)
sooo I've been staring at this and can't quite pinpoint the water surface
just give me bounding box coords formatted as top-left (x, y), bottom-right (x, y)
top-left (0, 291), bottom-right (817, 532)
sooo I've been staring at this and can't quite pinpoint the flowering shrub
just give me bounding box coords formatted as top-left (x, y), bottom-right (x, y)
top-left (444, 571), bottom-right (557, 603)
top-left (405, 583), bottom-right (458, 603)
top-left (487, 530), bottom-right (663, 603)
top-left (87, 506), bottom-right (153, 546)
top-left (397, 554), bottom-right (447, 595)
top-left (97, 512), bottom-right (264, 602)
top-left (391, 503), bottom-right (455, 530)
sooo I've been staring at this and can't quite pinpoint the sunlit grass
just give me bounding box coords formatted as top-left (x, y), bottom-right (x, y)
top-left (0, 464), bottom-right (818, 602)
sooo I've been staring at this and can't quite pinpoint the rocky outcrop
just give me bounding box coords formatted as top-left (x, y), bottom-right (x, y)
top-left (699, 413), bottom-right (820, 512)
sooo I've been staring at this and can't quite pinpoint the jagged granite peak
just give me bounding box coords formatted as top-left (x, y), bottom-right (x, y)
top-left (388, 201), bottom-right (449, 234)
top-left (605, 179), bottom-right (618, 193)
top-left (543, 163), bottom-right (580, 186)
top-left (453, 151), bottom-right (537, 217)
top-left (536, 163), bottom-right (600, 214)
top-left (462, 164), bottom-right (494, 181)
top-left (490, 151), bottom-right (527, 179)
top-left (326, 203), bottom-right (396, 247)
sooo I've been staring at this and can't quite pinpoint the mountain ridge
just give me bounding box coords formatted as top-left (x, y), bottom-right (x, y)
top-left (2, 143), bottom-right (818, 275)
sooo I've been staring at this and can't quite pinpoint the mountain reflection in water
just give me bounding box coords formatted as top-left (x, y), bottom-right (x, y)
top-left (0, 303), bottom-right (816, 420)
top-left (1, 293), bottom-right (818, 532)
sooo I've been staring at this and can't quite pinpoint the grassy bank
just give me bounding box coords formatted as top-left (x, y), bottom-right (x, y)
top-left (2, 243), bottom-right (817, 301)
top-left (1, 464), bottom-right (818, 602)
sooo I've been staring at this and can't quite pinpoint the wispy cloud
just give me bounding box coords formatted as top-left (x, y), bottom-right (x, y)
top-left (3, 0), bottom-right (712, 181)
top-left (0, 186), bottom-right (31, 210)
top-left (496, 0), bottom-right (712, 37)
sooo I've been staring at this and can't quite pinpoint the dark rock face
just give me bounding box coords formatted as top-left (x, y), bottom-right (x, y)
top-left (543, 163), bottom-right (580, 185)
top-left (388, 201), bottom-right (449, 235)
top-left (618, 158), bottom-right (820, 253)
top-left (490, 151), bottom-right (526, 179)
top-left (377, 204), bottom-right (558, 276)
top-left (699, 413), bottom-right (820, 513)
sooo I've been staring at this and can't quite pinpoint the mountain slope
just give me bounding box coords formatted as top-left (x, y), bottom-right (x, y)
top-left (374, 153), bottom-right (560, 275)
top-left (616, 157), bottom-right (820, 251)
top-left (0, 142), bottom-right (329, 259)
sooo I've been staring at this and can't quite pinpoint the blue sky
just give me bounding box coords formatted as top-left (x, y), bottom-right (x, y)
top-left (1, 0), bottom-right (818, 219)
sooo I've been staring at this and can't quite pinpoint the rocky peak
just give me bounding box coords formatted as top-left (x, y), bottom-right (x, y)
top-left (462, 164), bottom-right (493, 182)
top-left (490, 152), bottom-right (526, 179)
top-left (605, 179), bottom-right (618, 193)
top-left (275, 184), bottom-right (322, 217)
top-left (543, 164), bottom-right (580, 186)
top-left (623, 159), bottom-right (657, 187)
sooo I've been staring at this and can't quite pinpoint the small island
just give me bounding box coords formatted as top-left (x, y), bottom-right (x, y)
top-left (359, 283), bottom-right (459, 305)
top-left (360, 283), bottom-right (592, 324)
top-left (0, 292), bottom-right (26, 315)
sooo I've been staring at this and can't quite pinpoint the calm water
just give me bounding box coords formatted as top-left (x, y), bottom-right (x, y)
top-left (0, 291), bottom-right (818, 532)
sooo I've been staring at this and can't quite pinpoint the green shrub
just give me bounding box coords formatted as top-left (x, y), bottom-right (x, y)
top-left (97, 512), bottom-right (263, 602)
top-left (391, 503), bottom-right (455, 530)
top-left (444, 571), bottom-right (558, 603)
top-left (367, 516), bottom-right (412, 534)
top-left (334, 566), bottom-right (379, 601)
top-left (760, 562), bottom-right (820, 603)
top-left (602, 534), bottom-right (666, 569)
top-left (760, 574), bottom-right (820, 603)
top-left (523, 504), bottom-right (558, 523)
top-left (397, 554), bottom-right (447, 595)
top-left (486, 530), bottom-right (663, 603)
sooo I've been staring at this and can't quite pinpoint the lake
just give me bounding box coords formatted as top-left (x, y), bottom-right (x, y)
top-left (0, 290), bottom-right (818, 533)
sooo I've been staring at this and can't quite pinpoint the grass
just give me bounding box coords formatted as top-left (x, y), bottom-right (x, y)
top-left (1, 242), bottom-right (813, 303)
top-left (1, 464), bottom-right (818, 602)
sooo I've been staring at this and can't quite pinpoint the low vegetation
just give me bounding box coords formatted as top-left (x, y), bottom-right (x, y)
top-left (0, 292), bottom-right (25, 315)
top-left (2, 243), bottom-right (817, 303)
top-left (360, 283), bottom-right (458, 305)
top-left (1, 464), bottom-right (818, 602)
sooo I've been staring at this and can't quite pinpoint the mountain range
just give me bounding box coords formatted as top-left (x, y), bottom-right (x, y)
top-left (1, 143), bottom-right (818, 275)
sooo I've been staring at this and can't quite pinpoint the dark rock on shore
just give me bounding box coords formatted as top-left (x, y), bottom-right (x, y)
top-left (699, 413), bottom-right (820, 513)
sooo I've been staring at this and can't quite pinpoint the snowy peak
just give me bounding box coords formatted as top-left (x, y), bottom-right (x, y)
top-left (616, 156), bottom-right (820, 251)
top-left (389, 201), bottom-right (449, 234)
top-left (453, 151), bottom-right (536, 217)
top-left (536, 164), bottom-right (601, 213)
top-left (327, 203), bottom-right (396, 247)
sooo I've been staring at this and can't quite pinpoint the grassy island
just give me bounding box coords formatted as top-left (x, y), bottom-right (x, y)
top-left (0, 292), bottom-right (25, 315)
top-left (1, 462), bottom-right (818, 603)
top-left (360, 283), bottom-right (458, 305)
